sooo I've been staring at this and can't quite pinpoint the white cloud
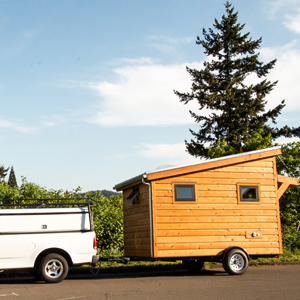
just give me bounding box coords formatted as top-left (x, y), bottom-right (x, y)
top-left (267, 0), bottom-right (300, 33)
top-left (259, 41), bottom-right (300, 111)
top-left (109, 57), bottom-right (156, 66)
top-left (41, 115), bottom-right (67, 127)
top-left (140, 142), bottom-right (202, 166)
top-left (274, 136), bottom-right (300, 144)
top-left (267, 0), bottom-right (300, 17)
top-left (243, 41), bottom-right (300, 113)
top-left (147, 35), bottom-right (194, 45)
top-left (146, 35), bottom-right (194, 56)
top-left (83, 42), bottom-right (300, 128)
top-left (284, 10), bottom-right (300, 33)
top-left (86, 60), bottom-right (204, 127)
top-left (0, 118), bottom-right (37, 134)
top-left (82, 37), bottom-right (300, 128)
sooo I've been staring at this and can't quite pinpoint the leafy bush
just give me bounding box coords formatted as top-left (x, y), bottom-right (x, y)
top-left (0, 177), bottom-right (82, 203)
top-left (277, 142), bottom-right (300, 251)
top-left (282, 227), bottom-right (300, 250)
top-left (0, 179), bottom-right (124, 253)
top-left (87, 192), bottom-right (124, 253)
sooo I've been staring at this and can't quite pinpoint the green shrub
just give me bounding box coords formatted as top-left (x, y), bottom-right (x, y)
top-left (89, 192), bottom-right (124, 253)
top-left (0, 179), bottom-right (124, 253)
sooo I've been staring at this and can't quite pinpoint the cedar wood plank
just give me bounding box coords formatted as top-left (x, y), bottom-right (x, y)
top-left (146, 148), bottom-right (281, 181)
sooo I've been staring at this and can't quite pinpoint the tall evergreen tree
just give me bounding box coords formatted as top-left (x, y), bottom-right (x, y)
top-left (175, 2), bottom-right (300, 158)
top-left (0, 165), bottom-right (9, 183)
top-left (8, 166), bottom-right (18, 188)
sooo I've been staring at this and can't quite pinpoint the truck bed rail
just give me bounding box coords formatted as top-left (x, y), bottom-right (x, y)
top-left (0, 198), bottom-right (95, 208)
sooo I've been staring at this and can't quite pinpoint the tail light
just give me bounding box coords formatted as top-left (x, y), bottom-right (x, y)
top-left (93, 236), bottom-right (97, 250)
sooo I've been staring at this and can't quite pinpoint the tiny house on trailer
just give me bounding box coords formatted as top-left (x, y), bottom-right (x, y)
top-left (114, 147), bottom-right (299, 275)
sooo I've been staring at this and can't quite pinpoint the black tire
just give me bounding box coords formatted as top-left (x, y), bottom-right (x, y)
top-left (182, 260), bottom-right (205, 273)
top-left (38, 253), bottom-right (69, 283)
top-left (223, 249), bottom-right (248, 275)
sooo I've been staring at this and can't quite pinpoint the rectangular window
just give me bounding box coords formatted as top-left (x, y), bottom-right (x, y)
top-left (174, 184), bottom-right (196, 202)
top-left (125, 186), bottom-right (140, 204)
top-left (237, 184), bottom-right (260, 203)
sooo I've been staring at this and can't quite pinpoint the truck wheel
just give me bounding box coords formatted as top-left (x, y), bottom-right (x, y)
top-left (38, 253), bottom-right (69, 283)
top-left (223, 249), bottom-right (248, 275)
top-left (182, 260), bottom-right (204, 273)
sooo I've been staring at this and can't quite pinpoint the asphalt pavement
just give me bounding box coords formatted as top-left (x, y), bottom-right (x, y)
top-left (0, 264), bottom-right (299, 300)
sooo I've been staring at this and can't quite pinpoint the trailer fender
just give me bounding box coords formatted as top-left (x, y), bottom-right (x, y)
top-left (221, 247), bottom-right (250, 262)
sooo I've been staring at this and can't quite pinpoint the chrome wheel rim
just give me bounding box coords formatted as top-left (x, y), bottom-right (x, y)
top-left (230, 254), bottom-right (245, 271)
top-left (45, 259), bottom-right (63, 278)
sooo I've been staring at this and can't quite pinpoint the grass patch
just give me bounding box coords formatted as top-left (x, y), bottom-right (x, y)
top-left (250, 248), bottom-right (300, 265)
top-left (83, 249), bottom-right (183, 273)
top-left (205, 249), bottom-right (300, 268)
top-left (91, 248), bottom-right (300, 272)
top-left (80, 248), bottom-right (300, 275)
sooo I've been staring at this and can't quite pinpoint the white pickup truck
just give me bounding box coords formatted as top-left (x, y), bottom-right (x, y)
top-left (0, 199), bottom-right (99, 283)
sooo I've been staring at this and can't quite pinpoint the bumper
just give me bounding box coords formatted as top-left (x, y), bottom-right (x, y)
top-left (92, 255), bottom-right (100, 264)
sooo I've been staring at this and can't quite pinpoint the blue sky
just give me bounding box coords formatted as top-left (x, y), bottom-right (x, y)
top-left (1, 0), bottom-right (300, 192)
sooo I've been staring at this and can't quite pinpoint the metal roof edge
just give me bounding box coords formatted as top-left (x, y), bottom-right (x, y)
top-left (113, 173), bottom-right (145, 191)
top-left (145, 146), bottom-right (282, 175)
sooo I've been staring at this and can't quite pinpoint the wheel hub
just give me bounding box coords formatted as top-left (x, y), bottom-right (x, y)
top-left (45, 259), bottom-right (63, 278)
top-left (50, 265), bottom-right (57, 271)
top-left (230, 254), bottom-right (244, 271)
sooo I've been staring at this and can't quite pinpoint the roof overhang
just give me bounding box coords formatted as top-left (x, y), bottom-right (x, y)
top-left (114, 146), bottom-right (282, 191)
top-left (114, 173), bottom-right (145, 191)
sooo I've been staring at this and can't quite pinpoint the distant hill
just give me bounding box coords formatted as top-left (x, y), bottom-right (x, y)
top-left (99, 189), bottom-right (120, 198)
top-left (80, 190), bottom-right (120, 198)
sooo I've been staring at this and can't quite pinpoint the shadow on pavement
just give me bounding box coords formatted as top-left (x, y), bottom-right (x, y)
top-left (0, 267), bottom-right (227, 284)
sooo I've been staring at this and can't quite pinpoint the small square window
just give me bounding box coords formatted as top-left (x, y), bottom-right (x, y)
top-left (174, 184), bottom-right (196, 202)
top-left (238, 184), bottom-right (260, 203)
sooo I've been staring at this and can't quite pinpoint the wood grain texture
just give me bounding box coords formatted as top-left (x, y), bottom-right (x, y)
top-left (152, 181), bottom-right (158, 258)
top-left (157, 223), bottom-right (279, 230)
top-left (119, 151), bottom-right (294, 258)
top-left (156, 229), bottom-right (279, 237)
top-left (146, 148), bottom-right (281, 181)
top-left (156, 248), bottom-right (280, 257)
top-left (157, 242), bottom-right (279, 251)
top-left (156, 209), bottom-right (277, 216)
top-left (157, 235), bottom-right (277, 244)
top-left (122, 184), bottom-right (151, 256)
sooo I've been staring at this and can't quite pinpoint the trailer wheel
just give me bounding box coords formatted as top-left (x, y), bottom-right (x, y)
top-left (223, 249), bottom-right (248, 275)
top-left (183, 260), bottom-right (204, 273)
top-left (38, 253), bottom-right (69, 283)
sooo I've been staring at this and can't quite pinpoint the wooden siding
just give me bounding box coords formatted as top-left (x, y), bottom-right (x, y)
top-left (147, 148), bottom-right (281, 181)
top-left (152, 158), bottom-right (281, 258)
top-left (123, 184), bottom-right (151, 257)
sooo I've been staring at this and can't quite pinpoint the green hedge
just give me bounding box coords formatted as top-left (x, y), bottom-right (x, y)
top-left (0, 178), bottom-right (124, 253)
top-left (88, 192), bottom-right (123, 253)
